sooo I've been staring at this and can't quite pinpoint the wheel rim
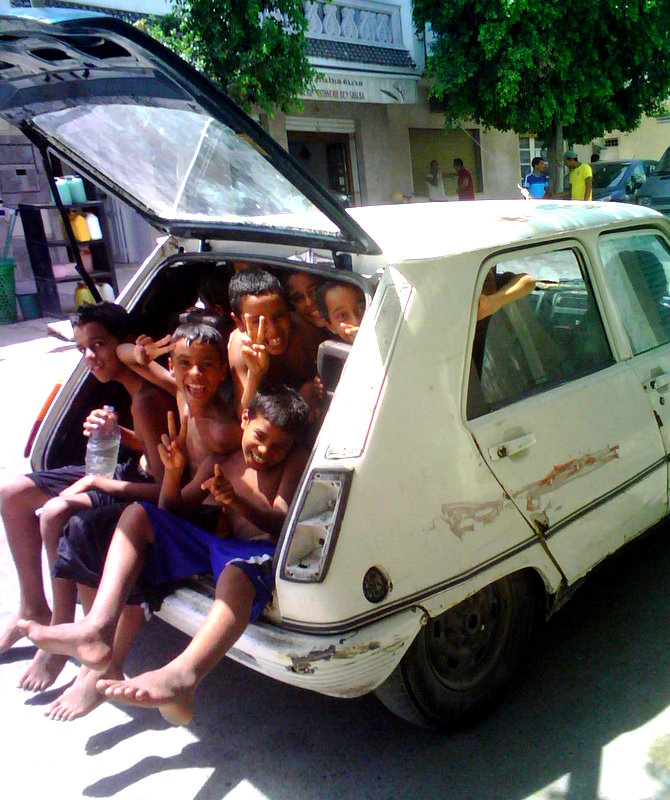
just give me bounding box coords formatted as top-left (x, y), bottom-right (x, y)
top-left (423, 580), bottom-right (513, 692)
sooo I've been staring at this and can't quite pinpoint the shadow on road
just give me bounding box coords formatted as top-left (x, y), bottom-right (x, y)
top-left (78, 522), bottom-right (670, 800)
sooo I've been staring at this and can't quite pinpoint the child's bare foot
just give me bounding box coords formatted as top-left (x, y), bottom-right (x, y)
top-left (18, 649), bottom-right (68, 692)
top-left (0, 610), bottom-right (50, 653)
top-left (45, 663), bottom-right (123, 722)
top-left (97, 664), bottom-right (196, 726)
top-left (16, 618), bottom-right (113, 671)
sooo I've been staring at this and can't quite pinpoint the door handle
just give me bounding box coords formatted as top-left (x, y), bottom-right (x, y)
top-left (648, 373), bottom-right (670, 392)
top-left (489, 433), bottom-right (536, 461)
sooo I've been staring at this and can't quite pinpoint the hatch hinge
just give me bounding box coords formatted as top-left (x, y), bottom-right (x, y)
top-left (333, 251), bottom-right (352, 271)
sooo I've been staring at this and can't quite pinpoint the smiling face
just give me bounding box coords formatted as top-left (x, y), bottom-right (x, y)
top-left (325, 284), bottom-right (366, 343)
top-left (169, 338), bottom-right (226, 411)
top-left (240, 409), bottom-right (295, 470)
top-left (286, 273), bottom-right (327, 329)
top-left (73, 321), bottom-right (124, 383)
top-left (235, 291), bottom-right (292, 356)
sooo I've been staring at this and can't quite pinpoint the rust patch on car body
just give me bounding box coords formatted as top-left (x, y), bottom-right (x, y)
top-left (441, 444), bottom-right (620, 539)
top-left (284, 637), bottom-right (412, 675)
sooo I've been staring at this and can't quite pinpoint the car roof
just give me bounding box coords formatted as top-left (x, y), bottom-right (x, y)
top-left (347, 200), bottom-right (660, 263)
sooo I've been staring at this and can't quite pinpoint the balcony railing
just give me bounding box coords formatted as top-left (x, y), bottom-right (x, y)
top-left (304, 0), bottom-right (404, 50)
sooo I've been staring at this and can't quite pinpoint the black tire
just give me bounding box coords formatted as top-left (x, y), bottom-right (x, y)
top-left (374, 571), bottom-right (540, 730)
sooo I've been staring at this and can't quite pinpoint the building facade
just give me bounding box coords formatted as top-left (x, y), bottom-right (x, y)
top-left (2, 0), bottom-right (666, 218)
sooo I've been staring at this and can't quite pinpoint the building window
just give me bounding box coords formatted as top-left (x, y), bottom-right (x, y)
top-left (519, 136), bottom-right (548, 180)
top-left (604, 137), bottom-right (620, 148)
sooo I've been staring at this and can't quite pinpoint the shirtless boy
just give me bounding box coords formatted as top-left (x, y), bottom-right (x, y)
top-left (118, 321), bottom-right (241, 469)
top-left (226, 267), bottom-right (323, 417)
top-left (0, 302), bottom-right (175, 693)
top-left (42, 322), bottom-right (242, 721)
top-left (316, 280), bottom-right (366, 344)
top-left (20, 385), bottom-right (310, 726)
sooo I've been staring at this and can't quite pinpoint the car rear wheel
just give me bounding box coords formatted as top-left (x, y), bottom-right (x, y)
top-left (374, 571), bottom-right (540, 729)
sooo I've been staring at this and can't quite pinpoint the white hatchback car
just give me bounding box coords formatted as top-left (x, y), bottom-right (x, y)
top-left (3, 10), bottom-right (670, 729)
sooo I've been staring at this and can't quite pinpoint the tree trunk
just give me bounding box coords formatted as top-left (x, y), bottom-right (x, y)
top-left (547, 122), bottom-right (564, 195)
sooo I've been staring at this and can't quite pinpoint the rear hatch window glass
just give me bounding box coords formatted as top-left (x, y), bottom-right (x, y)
top-left (36, 104), bottom-right (339, 232)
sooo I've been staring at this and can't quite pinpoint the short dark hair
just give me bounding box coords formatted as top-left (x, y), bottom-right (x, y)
top-left (247, 385), bottom-right (309, 436)
top-left (70, 302), bottom-right (131, 341)
top-left (171, 322), bottom-right (226, 362)
top-left (315, 280), bottom-right (364, 321)
top-left (453, 158), bottom-right (464, 168)
top-left (531, 156), bottom-right (543, 168)
top-left (228, 267), bottom-right (285, 316)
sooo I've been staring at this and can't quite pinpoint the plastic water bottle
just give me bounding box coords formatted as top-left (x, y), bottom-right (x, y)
top-left (85, 405), bottom-right (121, 477)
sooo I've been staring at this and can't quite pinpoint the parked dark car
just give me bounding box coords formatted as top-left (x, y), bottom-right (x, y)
top-left (591, 158), bottom-right (657, 202)
top-left (636, 146), bottom-right (670, 215)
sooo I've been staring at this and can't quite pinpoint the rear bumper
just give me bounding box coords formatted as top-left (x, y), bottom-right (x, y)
top-left (155, 584), bottom-right (422, 698)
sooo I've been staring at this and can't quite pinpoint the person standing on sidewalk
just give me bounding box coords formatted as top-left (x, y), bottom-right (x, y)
top-left (523, 157), bottom-right (550, 199)
top-left (453, 158), bottom-right (475, 200)
top-left (425, 159), bottom-right (447, 201)
top-left (554, 149), bottom-right (593, 201)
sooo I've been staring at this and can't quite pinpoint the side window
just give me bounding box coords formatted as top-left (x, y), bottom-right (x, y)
top-left (467, 249), bottom-right (613, 419)
top-left (600, 232), bottom-right (670, 355)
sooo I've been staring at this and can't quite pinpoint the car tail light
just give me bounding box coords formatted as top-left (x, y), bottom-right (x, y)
top-left (23, 381), bottom-right (62, 458)
top-left (281, 469), bottom-right (352, 583)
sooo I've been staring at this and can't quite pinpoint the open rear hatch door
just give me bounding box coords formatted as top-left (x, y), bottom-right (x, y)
top-left (0, 9), bottom-right (381, 256)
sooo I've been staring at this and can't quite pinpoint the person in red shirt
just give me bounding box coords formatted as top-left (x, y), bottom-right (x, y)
top-left (453, 158), bottom-right (475, 200)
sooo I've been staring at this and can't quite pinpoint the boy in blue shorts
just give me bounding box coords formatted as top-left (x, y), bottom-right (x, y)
top-left (19, 385), bottom-right (309, 725)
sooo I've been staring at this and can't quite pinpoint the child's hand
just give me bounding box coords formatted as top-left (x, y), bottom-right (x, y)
top-left (134, 333), bottom-right (173, 366)
top-left (299, 376), bottom-right (324, 421)
top-left (59, 474), bottom-right (99, 496)
top-left (83, 407), bottom-right (117, 438)
top-left (339, 322), bottom-right (359, 341)
top-left (201, 462), bottom-right (235, 507)
top-left (240, 313), bottom-right (270, 380)
top-left (157, 410), bottom-right (188, 473)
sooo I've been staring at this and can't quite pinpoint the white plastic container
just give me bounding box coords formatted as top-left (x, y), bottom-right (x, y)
top-left (97, 282), bottom-right (115, 302)
top-left (85, 213), bottom-right (103, 240)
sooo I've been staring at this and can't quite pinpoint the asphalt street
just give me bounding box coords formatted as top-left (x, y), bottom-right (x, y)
top-left (0, 317), bottom-right (669, 800)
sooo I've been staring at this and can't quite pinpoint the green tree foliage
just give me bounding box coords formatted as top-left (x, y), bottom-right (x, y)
top-left (413, 0), bottom-right (670, 182)
top-left (148, 0), bottom-right (314, 114)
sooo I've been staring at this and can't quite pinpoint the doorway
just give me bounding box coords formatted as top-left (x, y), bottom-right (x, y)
top-left (287, 131), bottom-right (357, 207)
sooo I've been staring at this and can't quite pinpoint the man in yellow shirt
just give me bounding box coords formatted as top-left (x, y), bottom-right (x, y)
top-left (555, 149), bottom-right (592, 200)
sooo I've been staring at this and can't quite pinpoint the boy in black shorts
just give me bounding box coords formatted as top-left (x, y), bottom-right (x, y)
top-left (0, 302), bottom-right (175, 694)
